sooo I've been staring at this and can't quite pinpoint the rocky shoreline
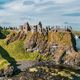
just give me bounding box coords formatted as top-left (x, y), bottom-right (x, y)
top-left (0, 60), bottom-right (80, 80)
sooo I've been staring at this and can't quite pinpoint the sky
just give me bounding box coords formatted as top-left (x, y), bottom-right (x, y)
top-left (0, 0), bottom-right (80, 30)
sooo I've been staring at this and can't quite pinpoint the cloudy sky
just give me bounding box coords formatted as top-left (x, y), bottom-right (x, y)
top-left (0, 0), bottom-right (80, 30)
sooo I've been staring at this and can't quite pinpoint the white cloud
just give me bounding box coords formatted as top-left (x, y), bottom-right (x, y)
top-left (3, 0), bottom-right (34, 12)
top-left (0, 0), bottom-right (79, 30)
top-left (33, 0), bottom-right (75, 4)
top-left (53, 0), bottom-right (75, 4)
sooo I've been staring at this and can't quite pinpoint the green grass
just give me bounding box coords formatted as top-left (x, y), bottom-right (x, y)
top-left (0, 60), bottom-right (9, 69)
top-left (0, 39), bottom-right (40, 59)
top-left (1, 29), bottom-right (10, 36)
top-left (0, 36), bottom-right (52, 69)
top-left (0, 39), bottom-right (41, 69)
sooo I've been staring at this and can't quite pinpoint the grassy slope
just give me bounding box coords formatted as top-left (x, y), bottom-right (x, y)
top-left (0, 39), bottom-right (40, 69)
top-left (0, 31), bottom-right (51, 69)
top-left (48, 31), bottom-right (72, 46)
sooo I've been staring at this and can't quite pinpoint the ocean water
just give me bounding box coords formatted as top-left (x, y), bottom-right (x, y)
top-left (76, 38), bottom-right (80, 50)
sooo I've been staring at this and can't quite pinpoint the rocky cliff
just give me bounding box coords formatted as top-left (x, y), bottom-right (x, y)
top-left (6, 22), bottom-right (80, 69)
top-left (5, 23), bottom-right (80, 68)
top-left (23, 30), bottom-right (80, 66)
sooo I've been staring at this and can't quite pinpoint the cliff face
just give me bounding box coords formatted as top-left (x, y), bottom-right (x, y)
top-left (24, 30), bottom-right (75, 52)
top-left (6, 27), bottom-right (80, 67)
top-left (24, 32), bottom-right (47, 53)
top-left (48, 31), bottom-right (72, 47)
top-left (6, 31), bottom-right (26, 45)
top-left (24, 30), bottom-right (80, 66)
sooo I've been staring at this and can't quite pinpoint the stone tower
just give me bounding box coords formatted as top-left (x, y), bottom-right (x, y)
top-left (37, 21), bottom-right (42, 33)
top-left (23, 22), bottom-right (31, 33)
top-left (19, 25), bottom-right (23, 31)
top-left (31, 25), bottom-right (37, 33)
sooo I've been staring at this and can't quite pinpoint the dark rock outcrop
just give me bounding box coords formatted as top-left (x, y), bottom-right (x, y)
top-left (4, 66), bottom-right (14, 77)
top-left (0, 65), bottom-right (14, 77)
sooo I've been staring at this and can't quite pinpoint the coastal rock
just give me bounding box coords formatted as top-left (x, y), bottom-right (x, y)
top-left (0, 69), bottom-right (4, 77)
top-left (4, 66), bottom-right (14, 77)
top-left (5, 22), bottom-right (80, 68)
top-left (24, 32), bottom-right (48, 53)
top-left (63, 50), bottom-right (80, 66)
top-left (23, 28), bottom-right (80, 67)
top-left (49, 43), bottom-right (58, 55)
top-left (0, 77), bottom-right (6, 80)
top-left (29, 68), bottom-right (38, 72)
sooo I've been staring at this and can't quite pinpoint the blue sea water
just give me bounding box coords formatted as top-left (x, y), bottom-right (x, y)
top-left (76, 38), bottom-right (80, 50)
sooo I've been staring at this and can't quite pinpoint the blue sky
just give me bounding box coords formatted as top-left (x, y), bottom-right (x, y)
top-left (0, 0), bottom-right (80, 30)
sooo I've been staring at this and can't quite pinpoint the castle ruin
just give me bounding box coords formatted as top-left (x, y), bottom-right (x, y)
top-left (18, 21), bottom-right (72, 34)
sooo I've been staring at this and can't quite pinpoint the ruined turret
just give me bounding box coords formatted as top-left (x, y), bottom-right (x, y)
top-left (23, 22), bottom-right (31, 33)
top-left (37, 21), bottom-right (42, 33)
top-left (66, 26), bottom-right (72, 32)
top-left (31, 25), bottom-right (37, 33)
top-left (46, 26), bottom-right (51, 32)
top-left (19, 25), bottom-right (23, 31)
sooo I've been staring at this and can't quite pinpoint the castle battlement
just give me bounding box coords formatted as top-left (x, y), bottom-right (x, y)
top-left (19, 22), bottom-right (72, 34)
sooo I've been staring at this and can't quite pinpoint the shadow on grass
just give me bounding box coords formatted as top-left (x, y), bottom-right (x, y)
top-left (0, 46), bottom-right (21, 75)
top-left (0, 32), bottom-right (6, 39)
